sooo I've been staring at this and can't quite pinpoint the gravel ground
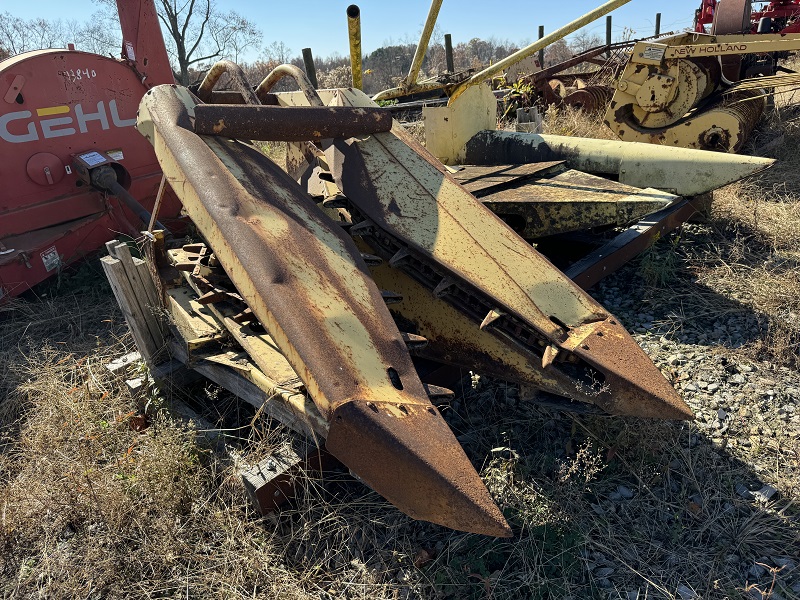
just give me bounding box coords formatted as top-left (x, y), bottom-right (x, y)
top-left (572, 221), bottom-right (800, 600)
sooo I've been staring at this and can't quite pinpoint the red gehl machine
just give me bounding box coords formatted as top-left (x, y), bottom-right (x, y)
top-left (0, 0), bottom-right (180, 300)
top-left (695, 1), bottom-right (800, 34)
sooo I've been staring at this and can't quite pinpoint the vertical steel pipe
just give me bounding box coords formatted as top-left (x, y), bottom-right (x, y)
top-left (347, 5), bottom-right (363, 90)
top-left (538, 26), bottom-right (545, 67)
top-left (302, 47), bottom-right (318, 89)
top-left (445, 33), bottom-right (454, 73)
top-left (404, 0), bottom-right (444, 88)
top-left (448, 0), bottom-right (633, 104)
top-left (606, 15), bottom-right (612, 57)
top-left (655, 12), bottom-right (662, 36)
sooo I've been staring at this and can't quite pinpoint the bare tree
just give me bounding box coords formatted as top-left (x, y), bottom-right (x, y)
top-left (544, 39), bottom-right (573, 67)
top-left (155, 0), bottom-right (262, 84)
top-left (263, 41), bottom-right (293, 64)
top-left (0, 12), bottom-right (67, 55)
top-left (67, 10), bottom-right (120, 56)
top-left (212, 10), bottom-right (262, 64)
top-left (570, 30), bottom-right (603, 54)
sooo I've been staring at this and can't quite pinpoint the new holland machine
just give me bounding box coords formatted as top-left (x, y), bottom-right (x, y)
top-left (0, 0), bottom-right (779, 536)
top-left (605, 0), bottom-right (800, 151)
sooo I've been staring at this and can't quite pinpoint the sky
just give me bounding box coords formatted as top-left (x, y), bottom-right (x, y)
top-left (9, 0), bottom-right (709, 60)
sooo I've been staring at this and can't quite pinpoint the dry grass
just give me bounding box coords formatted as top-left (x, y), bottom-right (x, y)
top-left (2, 289), bottom-right (797, 598)
top-left (691, 107), bottom-right (800, 369)
top-left (540, 103), bottom-right (617, 140)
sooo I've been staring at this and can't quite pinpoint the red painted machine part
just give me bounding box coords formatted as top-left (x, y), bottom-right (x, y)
top-left (695, 1), bottom-right (800, 33)
top-left (0, 0), bottom-right (181, 300)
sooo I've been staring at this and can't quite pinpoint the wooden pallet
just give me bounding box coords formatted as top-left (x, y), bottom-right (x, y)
top-left (102, 237), bottom-right (330, 513)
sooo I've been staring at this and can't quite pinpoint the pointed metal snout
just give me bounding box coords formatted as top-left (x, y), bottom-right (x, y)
top-left (563, 318), bottom-right (694, 420)
top-left (463, 131), bottom-right (775, 197)
top-left (325, 399), bottom-right (513, 538)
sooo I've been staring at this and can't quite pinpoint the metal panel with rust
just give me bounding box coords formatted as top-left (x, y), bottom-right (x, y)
top-left (324, 87), bottom-right (692, 421)
top-left (136, 84), bottom-right (511, 537)
top-left (362, 242), bottom-right (616, 409)
top-left (479, 169), bottom-right (676, 239)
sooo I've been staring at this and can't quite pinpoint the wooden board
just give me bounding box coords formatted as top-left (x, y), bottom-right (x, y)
top-left (168, 248), bottom-right (300, 388)
top-left (101, 254), bottom-right (164, 364)
top-left (167, 287), bottom-right (227, 355)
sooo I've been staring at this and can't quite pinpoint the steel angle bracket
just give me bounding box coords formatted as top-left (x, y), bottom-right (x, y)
top-left (136, 84), bottom-right (511, 537)
top-left (322, 87), bottom-right (692, 421)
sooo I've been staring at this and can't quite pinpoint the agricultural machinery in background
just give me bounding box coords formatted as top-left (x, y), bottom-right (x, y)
top-left (695, 0), bottom-right (800, 34)
top-left (0, 0), bottom-right (182, 301)
top-left (603, 0), bottom-right (800, 152)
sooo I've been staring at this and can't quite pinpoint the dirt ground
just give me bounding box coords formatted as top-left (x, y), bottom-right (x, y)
top-left (2, 94), bottom-right (799, 599)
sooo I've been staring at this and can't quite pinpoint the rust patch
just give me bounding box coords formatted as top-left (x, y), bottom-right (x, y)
top-left (193, 104), bottom-right (392, 141)
top-left (326, 400), bottom-right (512, 537)
top-left (570, 318), bottom-right (693, 420)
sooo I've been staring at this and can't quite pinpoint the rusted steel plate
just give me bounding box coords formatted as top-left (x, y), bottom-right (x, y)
top-left (193, 104), bottom-right (392, 141)
top-left (450, 161), bottom-right (565, 185)
top-left (326, 87), bottom-right (692, 421)
top-left (330, 128), bottom-right (600, 336)
top-left (562, 317), bottom-right (695, 419)
top-left (363, 240), bottom-right (615, 408)
top-left (137, 84), bottom-right (510, 537)
top-left (480, 169), bottom-right (675, 239)
top-left (565, 199), bottom-right (699, 290)
top-left (326, 399), bottom-right (511, 536)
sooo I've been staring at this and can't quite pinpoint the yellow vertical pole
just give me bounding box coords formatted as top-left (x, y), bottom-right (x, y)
top-left (347, 5), bottom-right (363, 90)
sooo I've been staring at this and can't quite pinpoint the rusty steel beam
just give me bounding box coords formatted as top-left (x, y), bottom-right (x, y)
top-left (137, 84), bottom-right (511, 538)
top-left (565, 199), bottom-right (699, 289)
top-left (527, 43), bottom-right (613, 82)
top-left (193, 104), bottom-right (392, 141)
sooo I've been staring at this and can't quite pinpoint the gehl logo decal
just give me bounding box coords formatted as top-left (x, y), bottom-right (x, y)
top-left (0, 100), bottom-right (135, 143)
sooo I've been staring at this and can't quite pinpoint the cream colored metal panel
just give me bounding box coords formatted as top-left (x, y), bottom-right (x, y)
top-left (423, 84), bottom-right (497, 165)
